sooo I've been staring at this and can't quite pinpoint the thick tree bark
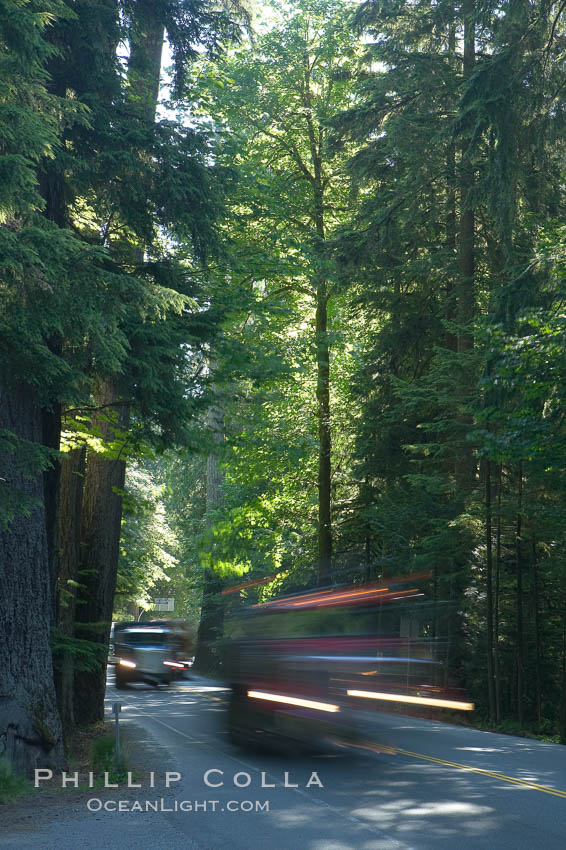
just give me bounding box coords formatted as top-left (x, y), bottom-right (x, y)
top-left (38, 58), bottom-right (67, 629)
top-left (73, 382), bottom-right (129, 725)
top-left (42, 404), bottom-right (62, 626)
top-left (55, 446), bottom-right (86, 731)
top-left (0, 379), bottom-right (63, 773)
top-left (38, 187), bottom-right (64, 633)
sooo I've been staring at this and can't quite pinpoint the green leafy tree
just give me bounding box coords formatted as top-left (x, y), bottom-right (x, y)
top-left (114, 463), bottom-right (180, 614)
top-left (191, 0), bottom-right (362, 588)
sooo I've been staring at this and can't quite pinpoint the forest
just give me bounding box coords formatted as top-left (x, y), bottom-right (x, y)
top-left (1, 0), bottom-right (566, 775)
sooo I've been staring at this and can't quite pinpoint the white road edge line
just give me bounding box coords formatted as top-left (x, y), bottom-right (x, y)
top-left (106, 683), bottom-right (416, 850)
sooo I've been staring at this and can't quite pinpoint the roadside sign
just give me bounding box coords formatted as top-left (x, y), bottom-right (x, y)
top-left (153, 597), bottom-right (175, 611)
top-left (112, 702), bottom-right (121, 764)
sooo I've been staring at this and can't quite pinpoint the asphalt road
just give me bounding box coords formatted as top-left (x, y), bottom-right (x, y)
top-left (3, 671), bottom-right (566, 849)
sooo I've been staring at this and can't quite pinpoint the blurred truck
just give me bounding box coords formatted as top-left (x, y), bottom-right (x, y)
top-left (224, 574), bottom-right (473, 751)
top-left (113, 620), bottom-right (192, 688)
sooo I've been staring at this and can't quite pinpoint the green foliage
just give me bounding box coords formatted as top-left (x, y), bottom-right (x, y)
top-left (89, 733), bottom-right (128, 785)
top-left (50, 630), bottom-right (108, 673)
top-left (115, 463), bottom-right (179, 611)
top-left (178, 0), bottom-right (365, 590)
top-left (327, 0), bottom-right (566, 731)
top-left (0, 0), bottom-right (75, 216)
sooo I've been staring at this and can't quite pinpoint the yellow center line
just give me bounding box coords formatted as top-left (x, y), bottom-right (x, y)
top-left (395, 748), bottom-right (566, 799)
top-left (178, 687), bottom-right (565, 799)
top-left (187, 690), bottom-right (227, 703)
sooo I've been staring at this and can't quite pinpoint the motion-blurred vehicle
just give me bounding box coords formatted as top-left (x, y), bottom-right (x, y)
top-left (113, 621), bottom-right (188, 688)
top-left (151, 619), bottom-right (195, 676)
top-left (224, 573), bottom-right (473, 751)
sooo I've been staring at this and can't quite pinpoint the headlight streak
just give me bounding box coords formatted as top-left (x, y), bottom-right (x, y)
top-left (346, 689), bottom-right (474, 711)
top-left (247, 690), bottom-right (340, 713)
top-left (119, 659), bottom-right (136, 668)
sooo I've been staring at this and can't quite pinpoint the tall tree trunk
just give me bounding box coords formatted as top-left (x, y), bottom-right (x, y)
top-left (0, 379), bottom-right (63, 773)
top-left (302, 48), bottom-right (333, 586)
top-left (35, 0), bottom-right (121, 735)
top-left (458, 0), bottom-right (476, 356)
top-left (127, 0), bottom-right (165, 122)
top-left (71, 2), bottom-right (165, 724)
top-left (532, 537), bottom-right (542, 725)
top-left (38, 75), bottom-right (67, 629)
top-left (42, 404), bottom-right (62, 626)
top-left (560, 606), bottom-right (566, 745)
top-left (445, 17), bottom-right (457, 353)
top-left (316, 286), bottom-right (332, 586)
top-left (515, 463), bottom-right (524, 726)
top-left (455, 0), bottom-right (476, 490)
top-left (485, 460), bottom-right (496, 722)
top-left (74, 382), bottom-right (130, 725)
top-left (494, 464), bottom-right (502, 723)
top-left (194, 403), bottom-right (225, 674)
top-left (312, 177), bottom-right (332, 584)
top-left (55, 445), bottom-right (86, 731)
